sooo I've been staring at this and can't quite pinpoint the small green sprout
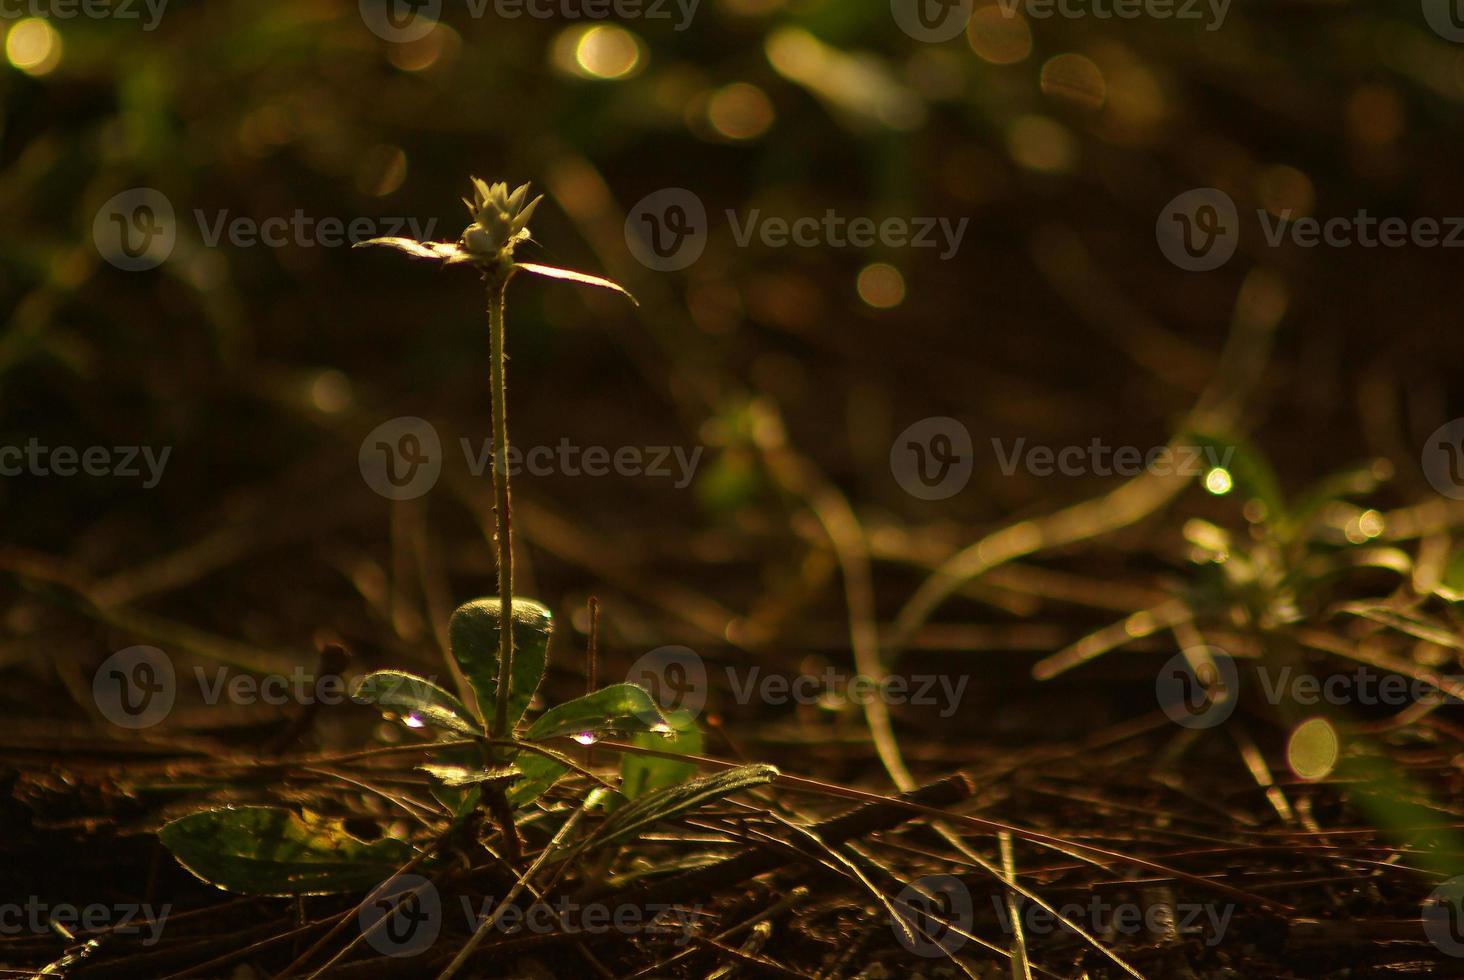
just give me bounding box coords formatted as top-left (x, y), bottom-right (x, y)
top-left (155, 179), bottom-right (751, 913)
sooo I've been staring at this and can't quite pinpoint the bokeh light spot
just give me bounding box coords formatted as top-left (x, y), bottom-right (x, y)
top-left (707, 82), bottom-right (775, 140)
top-left (1257, 164), bottom-right (1314, 219)
top-left (1287, 717), bottom-right (1339, 782)
top-left (967, 5), bottom-right (1031, 65)
top-left (7, 18), bottom-right (61, 77)
top-left (560, 25), bottom-right (644, 80)
top-left (1041, 53), bottom-right (1106, 110)
top-left (857, 263), bottom-right (905, 309)
top-left (1007, 115), bottom-right (1077, 174)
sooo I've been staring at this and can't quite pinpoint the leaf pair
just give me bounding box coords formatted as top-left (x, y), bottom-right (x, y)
top-left (355, 597), bottom-right (674, 804)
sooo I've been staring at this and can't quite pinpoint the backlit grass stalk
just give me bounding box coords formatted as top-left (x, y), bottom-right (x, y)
top-left (486, 270), bottom-right (514, 738)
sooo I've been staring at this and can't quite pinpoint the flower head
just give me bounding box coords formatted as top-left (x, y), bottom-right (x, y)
top-left (355, 175), bottom-right (636, 304)
top-left (460, 179), bottom-right (541, 262)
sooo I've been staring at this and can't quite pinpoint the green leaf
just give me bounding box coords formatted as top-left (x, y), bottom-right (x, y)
top-left (158, 807), bottom-right (417, 896)
top-left (620, 709), bottom-right (701, 802)
top-left (525, 683), bottom-right (668, 741)
top-left (421, 741), bottom-right (488, 815)
top-left (587, 764), bottom-right (778, 852)
top-left (506, 749), bottom-right (571, 807)
top-left (449, 598), bottom-right (553, 732)
top-left (419, 763), bottom-right (522, 788)
top-left (351, 670), bottom-right (481, 737)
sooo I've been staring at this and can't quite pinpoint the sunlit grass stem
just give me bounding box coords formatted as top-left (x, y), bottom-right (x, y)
top-left (487, 270), bottom-right (514, 740)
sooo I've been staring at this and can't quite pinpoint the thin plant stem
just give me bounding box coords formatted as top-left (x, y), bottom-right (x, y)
top-left (487, 271), bottom-right (515, 739)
